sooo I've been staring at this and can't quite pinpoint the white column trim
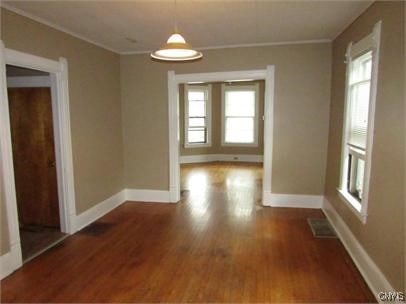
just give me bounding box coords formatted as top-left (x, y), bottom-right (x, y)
top-left (168, 67), bottom-right (275, 205)
top-left (0, 41), bottom-right (23, 278)
top-left (168, 71), bottom-right (180, 202)
top-left (262, 65), bottom-right (275, 202)
top-left (0, 44), bottom-right (76, 277)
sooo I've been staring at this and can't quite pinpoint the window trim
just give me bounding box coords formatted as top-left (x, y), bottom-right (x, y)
top-left (184, 84), bottom-right (212, 148)
top-left (221, 83), bottom-right (259, 147)
top-left (338, 21), bottom-right (381, 224)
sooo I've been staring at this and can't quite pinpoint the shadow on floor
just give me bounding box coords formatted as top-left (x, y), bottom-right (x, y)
top-left (20, 225), bottom-right (67, 262)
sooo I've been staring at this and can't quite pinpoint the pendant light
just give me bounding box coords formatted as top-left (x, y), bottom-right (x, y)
top-left (151, 0), bottom-right (202, 61)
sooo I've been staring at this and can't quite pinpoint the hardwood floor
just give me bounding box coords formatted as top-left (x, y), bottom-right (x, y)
top-left (20, 225), bottom-right (67, 262)
top-left (1, 162), bottom-right (375, 303)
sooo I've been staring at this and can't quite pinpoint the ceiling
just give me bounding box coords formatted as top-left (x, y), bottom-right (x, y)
top-left (2, 0), bottom-right (373, 54)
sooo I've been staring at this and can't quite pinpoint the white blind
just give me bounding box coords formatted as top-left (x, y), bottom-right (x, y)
top-left (224, 89), bottom-right (256, 143)
top-left (347, 52), bottom-right (372, 150)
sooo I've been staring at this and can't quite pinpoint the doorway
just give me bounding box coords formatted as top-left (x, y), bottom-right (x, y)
top-left (179, 80), bottom-right (265, 213)
top-left (6, 65), bottom-right (67, 262)
top-left (0, 46), bottom-right (76, 277)
top-left (167, 67), bottom-right (275, 204)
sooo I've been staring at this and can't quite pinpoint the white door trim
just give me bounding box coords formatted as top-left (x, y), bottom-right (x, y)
top-left (7, 75), bottom-right (51, 88)
top-left (0, 42), bottom-right (76, 276)
top-left (168, 67), bottom-right (275, 203)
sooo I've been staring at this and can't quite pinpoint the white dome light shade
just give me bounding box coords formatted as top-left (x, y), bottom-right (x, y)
top-left (167, 33), bottom-right (186, 44)
top-left (151, 32), bottom-right (203, 61)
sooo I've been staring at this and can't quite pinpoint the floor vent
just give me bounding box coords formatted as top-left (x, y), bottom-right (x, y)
top-left (80, 222), bottom-right (114, 236)
top-left (307, 218), bottom-right (337, 238)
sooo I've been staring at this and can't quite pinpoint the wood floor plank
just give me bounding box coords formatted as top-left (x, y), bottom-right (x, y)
top-left (1, 162), bottom-right (375, 303)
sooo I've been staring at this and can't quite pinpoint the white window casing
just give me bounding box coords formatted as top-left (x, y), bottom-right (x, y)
top-left (184, 84), bottom-right (212, 148)
top-left (221, 83), bottom-right (259, 147)
top-left (338, 21), bottom-right (382, 223)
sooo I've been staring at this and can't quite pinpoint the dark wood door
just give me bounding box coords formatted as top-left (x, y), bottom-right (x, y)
top-left (8, 87), bottom-right (60, 228)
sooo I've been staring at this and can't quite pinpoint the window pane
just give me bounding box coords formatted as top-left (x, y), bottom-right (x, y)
top-left (225, 117), bottom-right (254, 143)
top-left (188, 128), bottom-right (206, 143)
top-left (362, 59), bottom-right (372, 80)
top-left (189, 101), bottom-right (205, 116)
top-left (348, 81), bottom-right (370, 149)
top-left (225, 91), bottom-right (255, 117)
top-left (355, 159), bottom-right (365, 199)
top-left (188, 91), bottom-right (205, 101)
top-left (350, 52), bottom-right (372, 84)
top-left (348, 154), bottom-right (365, 201)
top-left (189, 117), bottom-right (205, 127)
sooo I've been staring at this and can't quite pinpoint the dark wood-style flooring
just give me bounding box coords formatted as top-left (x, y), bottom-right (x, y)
top-left (1, 162), bottom-right (375, 303)
top-left (20, 225), bottom-right (67, 262)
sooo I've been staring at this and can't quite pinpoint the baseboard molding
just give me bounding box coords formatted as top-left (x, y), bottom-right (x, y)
top-left (322, 197), bottom-right (394, 301)
top-left (0, 242), bottom-right (22, 279)
top-left (0, 187), bottom-right (174, 279)
top-left (180, 154), bottom-right (263, 164)
top-left (74, 190), bottom-right (126, 232)
top-left (263, 192), bottom-right (323, 208)
top-left (125, 189), bottom-right (173, 203)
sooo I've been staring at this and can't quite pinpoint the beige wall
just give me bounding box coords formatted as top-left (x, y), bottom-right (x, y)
top-left (179, 81), bottom-right (265, 156)
top-left (1, 7), bottom-right (124, 255)
top-left (121, 43), bottom-right (331, 194)
top-left (324, 1), bottom-right (405, 290)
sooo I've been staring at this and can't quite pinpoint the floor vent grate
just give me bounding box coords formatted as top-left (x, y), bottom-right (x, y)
top-left (307, 218), bottom-right (337, 238)
top-left (80, 222), bottom-right (114, 236)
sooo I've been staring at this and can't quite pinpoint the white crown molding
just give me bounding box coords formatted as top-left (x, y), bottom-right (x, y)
top-left (1, 4), bottom-right (119, 54)
top-left (332, 1), bottom-right (374, 40)
top-left (2, 4), bottom-right (332, 56)
top-left (120, 39), bottom-right (331, 55)
top-left (322, 197), bottom-right (395, 302)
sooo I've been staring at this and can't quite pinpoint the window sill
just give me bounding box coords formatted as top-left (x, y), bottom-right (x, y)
top-left (221, 142), bottom-right (258, 147)
top-left (184, 143), bottom-right (211, 148)
top-left (337, 188), bottom-right (367, 224)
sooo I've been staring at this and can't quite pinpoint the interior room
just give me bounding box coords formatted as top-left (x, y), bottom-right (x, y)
top-left (180, 80), bottom-right (264, 215)
top-left (0, 1), bottom-right (404, 303)
top-left (179, 80), bottom-right (265, 230)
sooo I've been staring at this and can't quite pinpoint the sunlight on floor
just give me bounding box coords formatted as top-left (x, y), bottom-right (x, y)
top-left (185, 171), bottom-right (211, 227)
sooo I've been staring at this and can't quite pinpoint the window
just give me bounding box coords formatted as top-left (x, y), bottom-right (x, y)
top-left (338, 22), bottom-right (381, 223)
top-left (221, 84), bottom-right (259, 146)
top-left (184, 85), bottom-right (211, 147)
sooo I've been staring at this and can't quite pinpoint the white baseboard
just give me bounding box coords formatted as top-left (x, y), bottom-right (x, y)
top-left (263, 191), bottom-right (323, 208)
top-left (322, 197), bottom-right (394, 301)
top-left (0, 242), bottom-right (22, 279)
top-left (74, 190), bottom-right (126, 232)
top-left (180, 154), bottom-right (263, 164)
top-left (0, 187), bottom-right (174, 279)
top-left (125, 189), bottom-right (172, 203)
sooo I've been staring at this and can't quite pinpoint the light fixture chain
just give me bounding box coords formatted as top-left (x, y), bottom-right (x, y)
top-left (174, 0), bottom-right (178, 32)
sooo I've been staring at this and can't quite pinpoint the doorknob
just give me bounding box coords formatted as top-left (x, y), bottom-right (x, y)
top-left (48, 160), bottom-right (56, 168)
